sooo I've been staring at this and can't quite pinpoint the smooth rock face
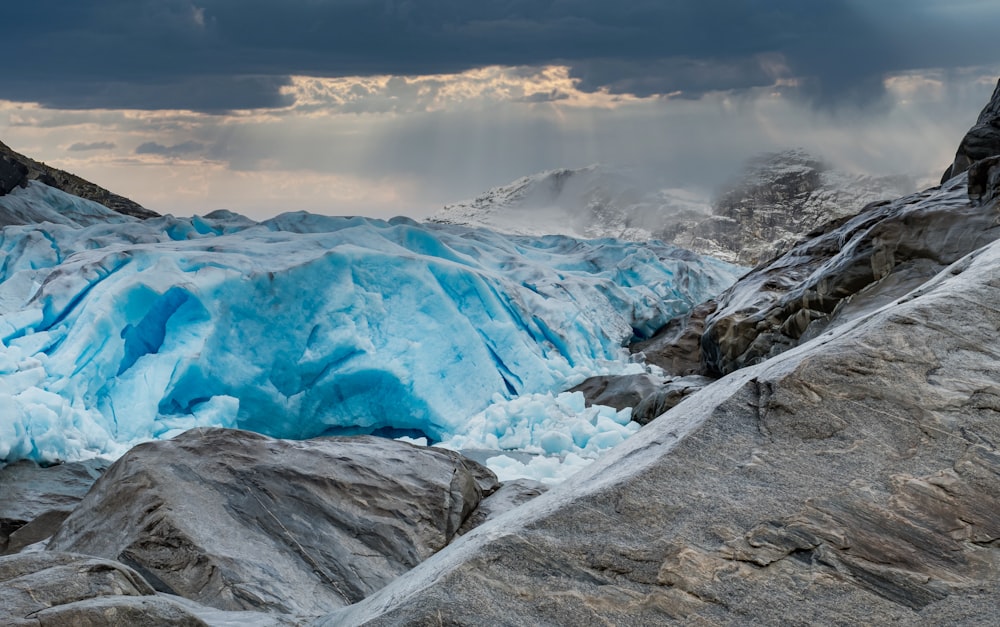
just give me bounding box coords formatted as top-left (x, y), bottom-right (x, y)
top-left (456, 479), bottom-right (548, 536)
top-left (47, 429), bottom-right (498, 616)
top-left (631, 375), bottom-right (714, 425)
top-left (568, 373), bottom-right (661, 411)
top-left (942, 78), bottom-right (1000, 182)
top-left (0, 459), bottom-right (108, 554)
top-left (701, 173), bottom-right (1000, 375)
top-left (323, 234), bottom-right (1000, 627)
top-left (0, 551), bottom-right (186, 625)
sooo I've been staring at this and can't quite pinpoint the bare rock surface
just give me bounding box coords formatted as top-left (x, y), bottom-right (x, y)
top-left (670, 150), bottom-right (915, 265)
top-left (0, 551), bottom-right (207, 626)
top-left (47, 429), bottom-right (498, 617)
top-left (321, 234), bottom-right (1000, 626)
top-left (0, 459), bottom-right (108, 554)
top-left (701, 172), bottom-right (1000, 375)
top-left (631, 375), bottom-right (714, 425)
top-left (456, 479), bottom-right (548, 536)
top-left (567, 373), bottom-right (662, 411)
top-left (630, 299), bottom-right (718, 376)
top-left (0, 140), bottom-right (156, 219)
top-left (942, 78), bottom-right (1000, 182)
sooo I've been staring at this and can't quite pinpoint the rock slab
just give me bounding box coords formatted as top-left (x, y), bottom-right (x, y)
top-left (47, 429), bottom-right (498, 617)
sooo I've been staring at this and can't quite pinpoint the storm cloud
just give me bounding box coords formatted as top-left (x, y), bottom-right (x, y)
top-left (2, 0), bottom-right (999, 112)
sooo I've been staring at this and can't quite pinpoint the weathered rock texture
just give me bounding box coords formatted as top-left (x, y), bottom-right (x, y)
top-left (0, 459), bottom-right (108, 554)
top-left (324, 234), bottom-right (1000, 626)
top-left (666, 150), bottom-right (914, 265)
top-left (47, 429), bottom-right (498, 616)
top-left (701, 173), bottom-right (998, 375)
top-left (631, 299), bottom-right (719, 376)
top-left (942, 78), bottom-right (1000, 182)
top-left (0, 551), bottom-right (206, 626)
top-left (0, 140), bottom-right (156, 219)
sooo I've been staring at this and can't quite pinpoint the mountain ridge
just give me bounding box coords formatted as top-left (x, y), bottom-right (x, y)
top-left (0, 140), bottom-right (157, 221)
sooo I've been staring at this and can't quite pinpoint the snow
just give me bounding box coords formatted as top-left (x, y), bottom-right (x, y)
top-left (0, 185), bottom-right (743, 482)
top-left (432, 165), bottom-right (713, 241)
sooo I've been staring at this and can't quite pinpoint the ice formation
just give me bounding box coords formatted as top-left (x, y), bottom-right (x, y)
top-left (0, 187), bottom-right (742, 480)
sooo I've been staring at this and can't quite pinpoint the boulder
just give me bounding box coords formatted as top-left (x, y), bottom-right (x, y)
top-left (0, 551), bottom-right (259, 626)
top-left (46, 429), bottom-right (497, 617)
top-left (456, 479), bottom-right (548, 536)
top-left (322, 234), bottom-right (1000, 626)
top-left (568, 373), bottom-right (662, 410)
top-left (942, 78), bottom-right (1000, 182)
top-left (0, 459), bottom-right (108, 554)
top-left (631, 375), bottom-right (714, 425)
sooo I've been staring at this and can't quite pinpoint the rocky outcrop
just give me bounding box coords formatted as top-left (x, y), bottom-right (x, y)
top-left (432, 153), bottom-right (911, 267)
top-left (0, 459), bottom-right (108, 555)
top-left (631, 299), bottom-right (718, 376)
top-left (47, 429), bottom-right (498, 616)
top-left (323, 234), bottom-right (1000, 626)
top-left (0, 551), bottom-right (207, 626)
top-left (0, 140), bottom-right (156, 219)
top-left (700, 173), bottom-right (1000, 375)
top-left (667, 150), bottom-right (915, 265)
top-left (568, 373), bottom-right (662, 411)
top-left (631, 375), bottom-right (713, 425)
top-left (942, 78), bottom-right (1000, 182)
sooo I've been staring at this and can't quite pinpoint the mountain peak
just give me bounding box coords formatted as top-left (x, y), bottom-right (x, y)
top-left (0, 140), bottom-right (157, 220)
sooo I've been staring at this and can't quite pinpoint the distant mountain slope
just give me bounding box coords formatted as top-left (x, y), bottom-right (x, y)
top-left (431, 165), bottom-right (708, 242)
top-left (432, 153), bottom-right (916, 266)
top-left (671, 150), bottom-right (916, 265)
top-left (0, 140), bottom-right (157, 222)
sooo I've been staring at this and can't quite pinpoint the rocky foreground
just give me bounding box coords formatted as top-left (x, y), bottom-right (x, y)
top-left (3, 81), bottom-right (1000, 625)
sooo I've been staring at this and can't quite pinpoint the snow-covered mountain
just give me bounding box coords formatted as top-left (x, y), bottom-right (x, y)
top-left (433, 165), bottom-right (711, 242)
top-left (0, 140), bottom-right (156, 223)
top-left (0, 188), bottom-right (741, 481)
top-left (433, 153), bottom-right (917, 265)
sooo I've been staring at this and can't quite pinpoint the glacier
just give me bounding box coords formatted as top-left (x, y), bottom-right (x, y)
top-left (0, 186), bottom-right (742, 480)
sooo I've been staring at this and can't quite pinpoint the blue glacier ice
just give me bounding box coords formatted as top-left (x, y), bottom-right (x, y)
top-left (0, 187), bottom-right (743, 478)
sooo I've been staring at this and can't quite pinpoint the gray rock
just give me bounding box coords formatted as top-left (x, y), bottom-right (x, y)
top-left (457, 479), bottom-right (548, 536)
top-left (631, 299), bottom-right (718, 376)
top-left (701, 172), bottom-right (1000, 375)
top-left (0, 459), bottom-right (108, 554)
top-left (942, 78), bottom-right (1000, 182)
top-left (0, 155), bottom-right (28, 195)
top-left (47, 429), bottom-right (498, 616)
top-left (967, 154), bottom-right (1000, 206)
top-left (0, 140), bottom-right (157, 219)
top-left (631, 375), bottom-right (714, 425)
top-left (30, 596), bottom-right (208, 626)
top-left (320, 234), bottom-right (1000, 626)
top-left (665, 150), bottom-right (915, 265)
top-left (0, 552), bottom-right (154, 621)
top-left (567, 373), bottom-right (662, 410)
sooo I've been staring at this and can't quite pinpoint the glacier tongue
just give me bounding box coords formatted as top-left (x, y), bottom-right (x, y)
top-left (0, 207), bottom-right (742, 467)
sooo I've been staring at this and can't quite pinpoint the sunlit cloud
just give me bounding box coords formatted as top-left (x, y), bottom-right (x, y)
top-left (1, 64), bottom-right (998, 220)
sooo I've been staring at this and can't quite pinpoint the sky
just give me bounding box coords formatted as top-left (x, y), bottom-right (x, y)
top-left (1, 1), bottom-right (999, 220)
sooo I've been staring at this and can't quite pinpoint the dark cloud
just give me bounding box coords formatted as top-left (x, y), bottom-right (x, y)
top-left (135, 140), bottom-right (205, 156)
top-left (0, 0), bottom-right (998, 112)
top-left (67, 141), bottom-right (116, 151)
